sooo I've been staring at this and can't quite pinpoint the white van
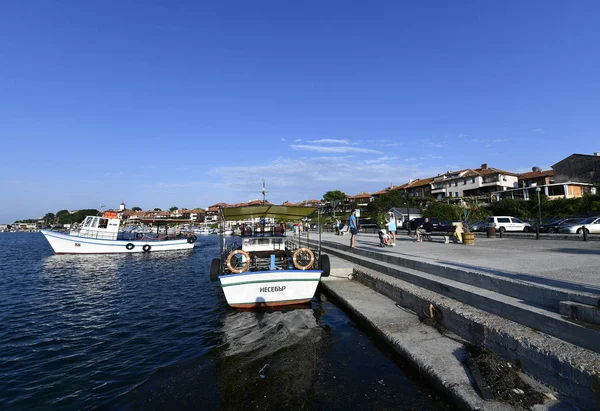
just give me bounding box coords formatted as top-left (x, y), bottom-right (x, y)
top-left (487, 216), bottom-right (532, 233)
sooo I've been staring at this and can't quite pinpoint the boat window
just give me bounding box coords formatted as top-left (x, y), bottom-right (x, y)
top-left (98, 218), bottom-right (109, 229)
top-left (91, 217), bottom-right (99, 228)
top-left (83, 217), bottom-right (93, 227)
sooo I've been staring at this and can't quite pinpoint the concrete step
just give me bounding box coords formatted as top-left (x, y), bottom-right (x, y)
top-left (346, 265), bottom-right (600, 410)
top-left (315, 239), bottom-right (600, 310)
top-left (316, 241), bottom-right (600, 354)
top-left (319, 273), bottom-right (554, 410)
top-left (560, 301), bottom-right (600, 327)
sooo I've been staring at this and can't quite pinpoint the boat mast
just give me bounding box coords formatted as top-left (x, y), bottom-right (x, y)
top-left (261, 179), bottom-right (267, 205)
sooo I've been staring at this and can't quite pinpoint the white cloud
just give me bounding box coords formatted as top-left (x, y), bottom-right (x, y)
top-left (364, 156), bottom-right (398, 164)
top-left (290, 144), bottom-right (382, 154)
top-left (142, 181), bottom-right (208, 189)
top-left (211, 156), bottom-right (442, 202)
top-left (281, 138), bottom-right (286, 142)
top-left (471, 138), bottom-right (510, 144)
top-left (418, 138), bottom-right (446, 148)
top-left (378, 141), bottom-right (402, 147)
top-left (532, 128), bottom-right (544, 133)
top-left (105, 172), bottom-right (123, 177)
top-left (307, 138), bottom-right (351, 145)
top-left (295, 138), bottom-right (302, 142)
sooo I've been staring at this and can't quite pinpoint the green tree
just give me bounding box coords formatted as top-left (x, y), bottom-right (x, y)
top-left (43, 212), bottom-right (55, 225)
top-left (56, 209), bottom-right (71, 224)
top-left (154, 208), bottom-right (162, 212)
top-left (71, 209), bottom-right (100, 223)
top-left (132, 207), bottom-right (142, 211)
top-left (488, 199), bottom-right (529, 219)
top-left (421, 202), bottom-right (460, 221)
top-left (365, 190), bottom-right (407, 218)
top-left (322, 190), bottom-right (347, 217)
top-left (322, 190), bottom-right (347, 202)
top-left (169, 206), bottom-right (179, 212)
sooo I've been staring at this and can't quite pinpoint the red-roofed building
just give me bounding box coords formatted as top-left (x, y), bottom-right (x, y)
top-left (346, 192), bottom-right (372, 207)
top-left (431, 164), bottom-right (519, 200)
top-left (518, 169), bottom-right (555, 188)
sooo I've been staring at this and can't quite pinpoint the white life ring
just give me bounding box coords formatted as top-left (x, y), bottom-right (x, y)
top-left (226, 249), bottom-right (251, 274)
top-left (292, 248), bottom-right (315, 270)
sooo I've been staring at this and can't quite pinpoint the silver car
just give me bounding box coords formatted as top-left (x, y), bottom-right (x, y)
top-left (558, 216), bottom-right (600, 234)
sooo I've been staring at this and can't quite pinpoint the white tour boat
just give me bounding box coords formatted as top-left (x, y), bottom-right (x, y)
top-left (41, 211), bottom-right (197, 254)
top-left (210, 204), bottom-right (330, 308)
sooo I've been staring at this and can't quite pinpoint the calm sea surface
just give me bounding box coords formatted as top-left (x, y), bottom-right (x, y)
top-left (0, 232), bottom-right (455, 410)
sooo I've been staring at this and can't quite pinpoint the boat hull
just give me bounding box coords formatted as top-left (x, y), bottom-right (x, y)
top-left (219, 270), bottom-right (322, 308)
top-left (40, 230), bottom-right (195, 254)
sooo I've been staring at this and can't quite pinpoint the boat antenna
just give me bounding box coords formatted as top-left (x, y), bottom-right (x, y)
top-left (261, 179), bottom-right (268, 205)
top-left (97, 204), bottom-right (105, 215)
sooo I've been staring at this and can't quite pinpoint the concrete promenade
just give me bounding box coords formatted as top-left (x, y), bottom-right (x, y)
top-left (309, 231), bottom-right (600, 411)
top-left (318, 231), bottom-right (600, 293)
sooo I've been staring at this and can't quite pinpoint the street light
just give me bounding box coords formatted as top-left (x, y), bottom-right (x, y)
top-left (535, 187), bottom-right (542, 224)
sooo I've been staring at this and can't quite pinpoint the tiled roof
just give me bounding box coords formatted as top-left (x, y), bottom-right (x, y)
top-left (347, 192), bottom-right (371, 199)
top-left (476, 167), bottom-right (518, 177)
top-left (408, 177), bottom-right (434, 188)
top-left (391, 183), bottom-right (409, 190)
top-left (518, 170), bottom-right (554, 179)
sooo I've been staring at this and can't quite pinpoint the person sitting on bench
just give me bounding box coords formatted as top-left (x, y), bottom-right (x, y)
top-left (416, 217), bottom-right (434, 242)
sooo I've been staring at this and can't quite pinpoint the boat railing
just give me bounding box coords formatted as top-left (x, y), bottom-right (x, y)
top-left (72, 230), bottom-right (119, 241)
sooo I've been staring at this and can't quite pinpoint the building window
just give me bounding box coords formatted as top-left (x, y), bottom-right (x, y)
top-left (454, 181), bottom-right (458, 187)
top-left (463, 179), bottom-right (467, 185)
top-left (455, 192), bottom-right (459, 197)
top-left (471, 178), bottom-right (475, 183)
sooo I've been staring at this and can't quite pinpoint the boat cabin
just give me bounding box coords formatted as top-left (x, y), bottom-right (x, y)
top-left (75, 216), bottom-right (121, 240)
top-left (242, 236), bottom-right (285, 253)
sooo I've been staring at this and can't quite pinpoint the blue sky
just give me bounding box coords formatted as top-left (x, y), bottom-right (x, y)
top-left (1, 1), bottom-right (599, 222)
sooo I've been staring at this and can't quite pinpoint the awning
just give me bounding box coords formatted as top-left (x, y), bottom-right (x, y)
top-left (221, 205), bottom-right (316, 221)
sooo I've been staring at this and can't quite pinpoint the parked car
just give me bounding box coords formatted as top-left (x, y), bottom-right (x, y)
top-left (409, 217), bottom-right (443, 231)
top-left (537, 218), bottom-right (585, 233)
top-left (486, 216), bottom-right (533, 233)
top-left (558, 216), bottom-right (600, 234)
top-left (469, 220), bottom-right (487, 232)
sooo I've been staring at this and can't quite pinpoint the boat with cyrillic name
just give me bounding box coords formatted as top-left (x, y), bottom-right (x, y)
top-left (210, 204), bottom-right (330, 308)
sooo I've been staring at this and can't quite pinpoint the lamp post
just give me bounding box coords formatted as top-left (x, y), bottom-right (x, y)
top-left (536, 187), bottom-right (542, 224)
top-left (406, 194), bottom-right (411, 236)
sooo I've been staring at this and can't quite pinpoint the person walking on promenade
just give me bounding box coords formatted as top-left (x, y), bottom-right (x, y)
top-left (349, 209), bottom-right (358, 248)
top-left (385, 212), bottom-right (397, 246)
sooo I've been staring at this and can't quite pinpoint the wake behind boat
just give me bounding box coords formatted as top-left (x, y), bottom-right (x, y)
top-left (210, 204), bottom-right (330, 308)
top-left (41, 211), bottom-right (197, 254)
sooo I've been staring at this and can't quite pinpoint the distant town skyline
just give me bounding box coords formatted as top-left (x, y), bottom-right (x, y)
top-left (1, 2), bottom-right (599, 223)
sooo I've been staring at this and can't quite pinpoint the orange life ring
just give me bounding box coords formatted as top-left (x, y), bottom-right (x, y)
top-left (292, 247), bottom-right (315, 270)
top-left (226, 249), bottom-right (251, 273)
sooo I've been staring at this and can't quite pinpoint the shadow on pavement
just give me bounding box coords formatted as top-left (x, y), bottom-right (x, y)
top-left (548, 248), bottom-right (600, 256)
top-left (436, 260), bottom-right (600, 294)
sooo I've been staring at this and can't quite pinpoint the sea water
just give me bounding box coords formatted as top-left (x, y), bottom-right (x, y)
top-left (0, 232), bottom-right (454, 410)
